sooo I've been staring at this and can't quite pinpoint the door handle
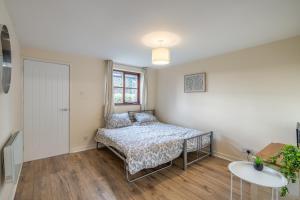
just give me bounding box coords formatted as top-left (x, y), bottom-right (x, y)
top-left (60, 108), bottom-right (69, 111)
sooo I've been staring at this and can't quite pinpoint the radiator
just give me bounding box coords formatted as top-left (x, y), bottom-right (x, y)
top-left (3, 131), bottom-right (23, 183)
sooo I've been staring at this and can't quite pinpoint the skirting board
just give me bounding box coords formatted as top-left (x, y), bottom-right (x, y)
top-left (213, 151), bottom-right (241, 162)
top-left (70, 143), bottom-right (97, 153)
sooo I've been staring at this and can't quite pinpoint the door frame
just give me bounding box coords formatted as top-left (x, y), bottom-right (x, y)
top-left (23, 57), bottom-right (71, 154)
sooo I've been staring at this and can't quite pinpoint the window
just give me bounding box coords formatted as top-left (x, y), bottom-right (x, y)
top-left (113, 70), bottom-right (140, 105)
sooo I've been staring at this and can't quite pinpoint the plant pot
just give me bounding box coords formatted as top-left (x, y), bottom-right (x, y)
top-left (254, 163), bottom-right (264, 171)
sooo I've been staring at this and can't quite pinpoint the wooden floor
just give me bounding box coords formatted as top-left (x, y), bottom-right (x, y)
top-left (15, 148), bottom-right (251, 200)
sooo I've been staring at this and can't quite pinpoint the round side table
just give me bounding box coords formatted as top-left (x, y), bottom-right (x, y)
top-left (228, 161), bottom-right (287, 200)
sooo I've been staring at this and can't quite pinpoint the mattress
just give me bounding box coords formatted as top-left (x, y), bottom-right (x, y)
top-left (95, 122), bottom-right (210, 174)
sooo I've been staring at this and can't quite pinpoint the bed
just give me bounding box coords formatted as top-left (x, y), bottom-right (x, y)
top-left (95, 110), bottom-right (213, 182)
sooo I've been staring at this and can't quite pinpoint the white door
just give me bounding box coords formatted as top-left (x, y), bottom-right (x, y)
top-left (24, 59), bottom-right (69, 161)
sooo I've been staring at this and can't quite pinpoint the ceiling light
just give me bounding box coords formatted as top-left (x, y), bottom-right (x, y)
top-left (152, 47), bottom-right (170, 65)
top-left (142, 31), bottom-right (180, 65)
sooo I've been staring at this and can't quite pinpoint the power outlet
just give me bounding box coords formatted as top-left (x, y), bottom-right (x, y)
top-left (242, 148), bottom-right (255, 161)
top-left (242, 148), bottom-right (254, 155)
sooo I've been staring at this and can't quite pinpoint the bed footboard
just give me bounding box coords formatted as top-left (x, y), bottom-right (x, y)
top-left (183, 131), bottom-right (213, 170)
top-left (96, 131), bottom-right (213, 182)
top-left (125, 161), bottom-right (173, 182)
top-left (97, 143), bottom-right (173, 182)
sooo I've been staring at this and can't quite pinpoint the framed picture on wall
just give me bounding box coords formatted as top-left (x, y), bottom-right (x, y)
top-left (184, 72), bottom-right (206, 93)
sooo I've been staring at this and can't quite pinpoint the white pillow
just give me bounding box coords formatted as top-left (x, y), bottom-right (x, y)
top-left (134, 112), bottom-right (157, 124)
top-left (106, 113), bottom-right (132, 129)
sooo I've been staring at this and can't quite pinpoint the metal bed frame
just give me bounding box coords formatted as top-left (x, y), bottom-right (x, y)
top-left (97, 131), bottom-right (213, 182)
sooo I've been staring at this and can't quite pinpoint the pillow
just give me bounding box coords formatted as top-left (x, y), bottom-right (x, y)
top-left (134, 112), bottom-right (157, 124)
top-left (106, 113), bottom-right (132, 129)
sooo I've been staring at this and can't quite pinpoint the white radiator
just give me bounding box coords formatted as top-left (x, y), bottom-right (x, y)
top-left (4, 131), bottom-right (23, 183)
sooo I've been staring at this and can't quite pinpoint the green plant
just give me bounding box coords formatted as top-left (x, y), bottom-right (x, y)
top-left (254, 156), bottom-right (263, 165)
top-left (271, 145), bottom-right (300, 197)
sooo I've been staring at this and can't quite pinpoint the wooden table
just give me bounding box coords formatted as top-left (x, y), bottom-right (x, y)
top-left (256, 143), bottom-right (285, 166)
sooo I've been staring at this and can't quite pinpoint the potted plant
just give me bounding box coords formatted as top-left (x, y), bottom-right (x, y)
top-left (253, 156), bottom-right (264, 171)
top-left (271, 145), bottom-right (300, 197)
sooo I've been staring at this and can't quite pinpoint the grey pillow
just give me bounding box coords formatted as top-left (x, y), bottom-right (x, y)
top-left (134, 112), bottom-right (157, 124)
top-left (106, 113), bottom-right (132, 129)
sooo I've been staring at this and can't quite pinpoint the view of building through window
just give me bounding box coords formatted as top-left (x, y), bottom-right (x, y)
top-left (113, 70), bottom-right (140, 104)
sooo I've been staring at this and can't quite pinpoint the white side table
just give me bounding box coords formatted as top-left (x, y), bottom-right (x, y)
top-left (228, 161), bottom-right (287, 200)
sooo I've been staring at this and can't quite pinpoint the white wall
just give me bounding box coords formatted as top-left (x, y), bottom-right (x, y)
top-left (0, 0), bottom-right (23, 199)
top-left (156, 36), bottom-right (300, 160)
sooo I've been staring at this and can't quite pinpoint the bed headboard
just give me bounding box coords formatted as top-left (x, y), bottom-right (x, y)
top-left (128, 110), bottom-right (155, 122)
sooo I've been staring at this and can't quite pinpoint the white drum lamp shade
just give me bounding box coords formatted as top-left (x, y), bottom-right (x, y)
top-left (152, 47), bottom-right (170, 65)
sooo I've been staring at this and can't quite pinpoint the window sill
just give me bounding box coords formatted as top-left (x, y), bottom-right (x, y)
top-left (115, 103), bottom-right (141, 106)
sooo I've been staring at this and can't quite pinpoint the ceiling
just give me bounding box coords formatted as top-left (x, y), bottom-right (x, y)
top-left (5, 0), bottom-right (300, 67)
